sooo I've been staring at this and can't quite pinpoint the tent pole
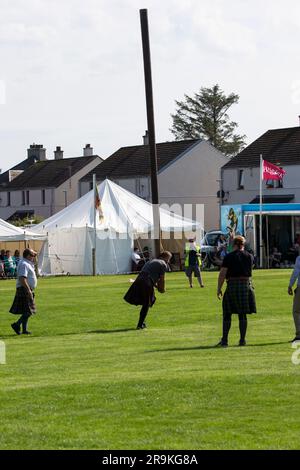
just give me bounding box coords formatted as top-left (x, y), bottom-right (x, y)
top-left (92, 174), bottom-right (97, 276)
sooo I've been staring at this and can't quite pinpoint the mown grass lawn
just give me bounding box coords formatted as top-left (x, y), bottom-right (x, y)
top-left (0, 269), bottom-right (299, 450)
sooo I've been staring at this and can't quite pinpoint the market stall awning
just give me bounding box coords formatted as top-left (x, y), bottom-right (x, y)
top-left (249, 195), bottom-right (294, 204)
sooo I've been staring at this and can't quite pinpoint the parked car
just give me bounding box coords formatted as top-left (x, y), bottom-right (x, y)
top-left (200, 230), bottom-right (228, 268)
top-left (200, 231), bottom-right (227, 253)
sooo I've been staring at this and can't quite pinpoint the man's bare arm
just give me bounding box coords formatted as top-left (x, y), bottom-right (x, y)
top-left (217, 267), bottom-right (228, 299)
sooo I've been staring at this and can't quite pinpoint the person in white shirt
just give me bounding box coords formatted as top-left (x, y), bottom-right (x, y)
top-left (288, 255), bottom-right (300, 342)
top-left (131, 247), bottom-right (142, 272)
top-left (10, 248), bottom-right (38, 335)
top-left (132, 247), bottom-right (141, 264)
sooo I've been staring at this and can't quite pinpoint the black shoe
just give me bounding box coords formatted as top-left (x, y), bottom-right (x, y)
top-left (291, 337), bottom-right (300, 343)
top-left (239, 340), bottom-right (246, 347)
top-left (215, 340), bottom-right (228, 348)
top-left (22, 331), bottom-right (32, 335)
top-left (11, 323), bottom-right (21, 335)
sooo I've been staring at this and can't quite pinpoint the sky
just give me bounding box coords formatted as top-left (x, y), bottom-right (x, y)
top-left (1, 0), bottom-right (300, 172)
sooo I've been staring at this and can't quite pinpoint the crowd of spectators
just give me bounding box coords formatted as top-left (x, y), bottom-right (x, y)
top-left (0, 249), bottom-right (20, 279)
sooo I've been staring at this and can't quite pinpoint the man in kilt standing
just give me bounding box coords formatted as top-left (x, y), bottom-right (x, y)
top-left (10, 248), bottom-right (38, 335)
top-left (216, 236), bottom-right (256, 347)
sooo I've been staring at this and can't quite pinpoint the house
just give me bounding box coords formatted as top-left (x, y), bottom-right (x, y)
top-left (0, 144), bottom-right (103, 221)
top-left (221, 126), bottom-right (300, 262)
top-left (79, 135), bottom-right (228, 231)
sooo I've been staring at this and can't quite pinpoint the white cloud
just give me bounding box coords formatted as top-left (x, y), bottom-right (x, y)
top-left (0, 0), bottom-right (300, 170)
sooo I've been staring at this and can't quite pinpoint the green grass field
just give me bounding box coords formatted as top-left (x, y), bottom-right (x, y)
top-left (0, 270), bottom-right (299, 450)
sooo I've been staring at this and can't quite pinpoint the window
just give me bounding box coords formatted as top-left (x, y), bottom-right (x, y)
top-left (22, 191), bottom-right (25, 206)
top-left (41, 189), bottom-right (46, 205)
top-left (26, 191), bottom-right (30, 205)
top-left (265, 179), bottom-right (283, 189)
top-left (7, 192), bottom-right (10, 206)
top-left (238, 170), bottom-right (245, 189)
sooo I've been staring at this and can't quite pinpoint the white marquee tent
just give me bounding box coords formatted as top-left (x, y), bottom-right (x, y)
top-left (0, 218), bottom-right (46, 242)
top-left (35, 179), bottom-right (203, 275)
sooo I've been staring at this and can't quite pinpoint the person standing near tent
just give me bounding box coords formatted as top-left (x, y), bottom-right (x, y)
top-left (124, 251), bottom-right (172, 329)
top-left (10, 249), bottom-right (38, 335)
top-left (216, 235), bottom-right (256, 347)
top-left (184, 238), bottom-right (204, 288)
top-left (288, 254), bottom-right (300, 342)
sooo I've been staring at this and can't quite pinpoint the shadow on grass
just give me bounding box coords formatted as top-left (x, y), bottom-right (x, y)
top-left (88, 328), bottom-right (136, 334)
top-left (0, 328), bottom-right (136, 339)
top-left (145, 341), bottom-right (290, 353)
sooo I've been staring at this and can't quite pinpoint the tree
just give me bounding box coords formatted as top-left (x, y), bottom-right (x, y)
top-left (170, 84), bottom-right (246, 157)
top-left (10, 215), bottom-right (44, 227)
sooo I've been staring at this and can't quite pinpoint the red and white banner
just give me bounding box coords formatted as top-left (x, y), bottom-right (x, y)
top-left (262, 159), bottom-right (286, 180)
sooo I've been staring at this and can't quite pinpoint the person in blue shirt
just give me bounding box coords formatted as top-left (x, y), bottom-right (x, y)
top-left (288, 255), bottom-right (300, 342)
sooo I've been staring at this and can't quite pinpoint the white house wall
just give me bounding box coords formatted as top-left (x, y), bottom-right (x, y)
top-left (222, 164), bottom-right (300, 205)
top-left (0, 188), bottom-right (54, 220)
top-left (158, 141), bottom-right (228, 231)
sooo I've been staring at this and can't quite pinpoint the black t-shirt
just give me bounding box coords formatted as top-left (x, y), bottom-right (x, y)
top-left (222, 250), bottom-right (253, 279)
top-left (141, 259), bottom-right (168, 284)
top-left (188, 250), bottom-right (198, 266)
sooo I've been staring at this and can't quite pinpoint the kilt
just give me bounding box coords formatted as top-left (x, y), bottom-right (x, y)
top-left (222, 279), bottom-right (256, 316)
top-left (9, 287), bottom-right (36, 316)
top-left (124, 272), bottom-right (156, 307)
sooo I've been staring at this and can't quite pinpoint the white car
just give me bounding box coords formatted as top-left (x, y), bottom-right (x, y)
top-left (200, 231), bottom-right (227, 254)
top-left (200, 231), bottom-right (228, 268)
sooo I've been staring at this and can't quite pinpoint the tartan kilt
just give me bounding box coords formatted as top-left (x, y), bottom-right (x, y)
top-left (223, 279), bottom-right (256, 316)
top-left (124, 272), bottom-right (156, 307)
top-left (9, 287), bottom-right (36, 316)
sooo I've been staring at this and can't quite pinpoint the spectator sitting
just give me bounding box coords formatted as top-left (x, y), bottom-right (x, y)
top-left (131, 247), bottom-right (145, 272)
top-left (0, 259), bottom-right (5, 278)
top-left (269, 247), bottom-right (282, 268)
top-left (287, 241), bottom-right (300, 264)
top-left (4, 250), bottom-right (17, 277)
top-left (142, 246), bottom-right (151, 261)
top-left (0, 249), bottom-right (5, 261)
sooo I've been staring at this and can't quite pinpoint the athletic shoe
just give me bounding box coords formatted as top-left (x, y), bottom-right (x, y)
top-left (215, 340), bottom-right (228, 348)
top-left (11, 323), bottom-right (21, 335)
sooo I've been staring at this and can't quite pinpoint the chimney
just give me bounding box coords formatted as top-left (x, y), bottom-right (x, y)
top-left (27, 143), bottom-right (46, 162)
top-left (54, 146), bottom-right (64, 160)
top-left (143, 130), bottom-right (149, 145)
top-left (83, 144), bottom-right (93, 156)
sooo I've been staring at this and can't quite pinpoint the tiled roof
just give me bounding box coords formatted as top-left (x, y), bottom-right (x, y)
top-left (80, 139), bottom-right (200, 181)
top-left (0, 157), bottom-right (37, 186)
top-left (223, 126), bottom-right (300, 169)
top-left (2, 156), bottom-right (100, 189)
